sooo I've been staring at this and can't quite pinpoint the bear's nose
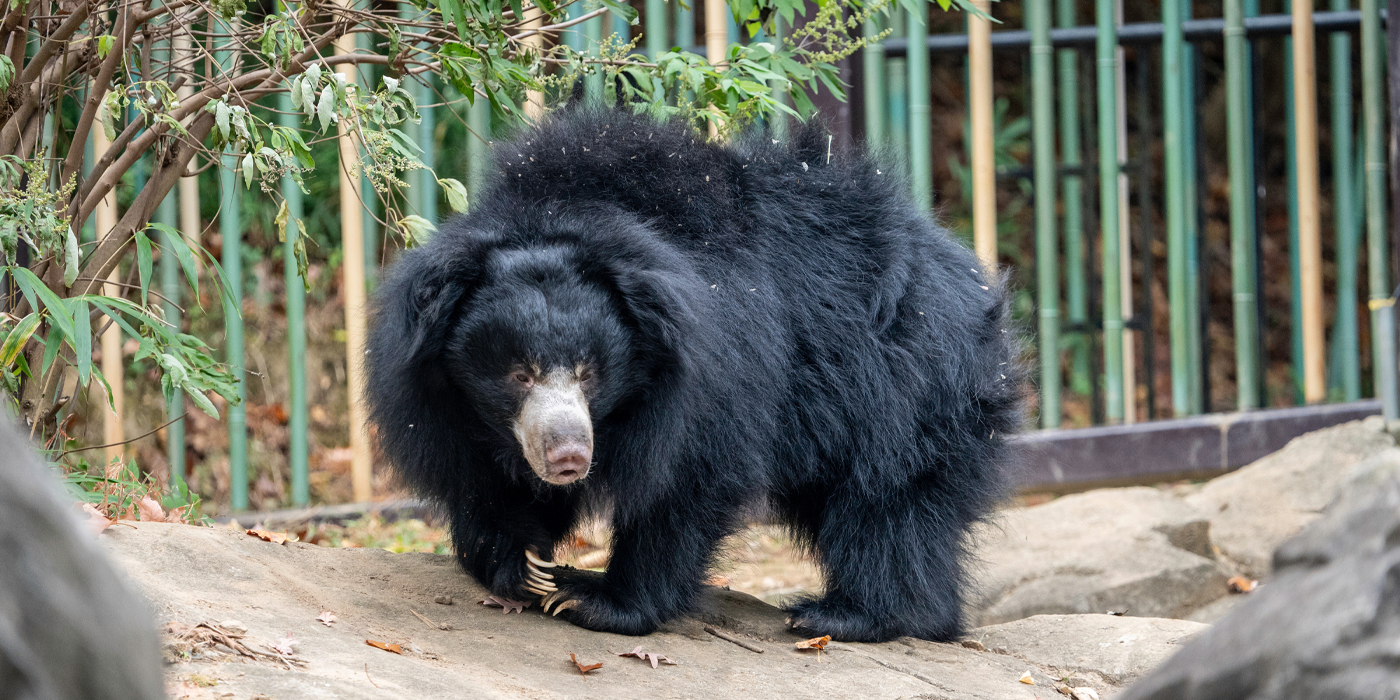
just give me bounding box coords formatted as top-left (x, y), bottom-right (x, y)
top-left (545, 444), bottom-right (591, 482)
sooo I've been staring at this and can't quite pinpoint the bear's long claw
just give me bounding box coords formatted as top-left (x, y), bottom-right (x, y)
top-left (525, 548), bottom-right (556, 568)
top-left (526, 562), bottom-right (554, 580)
top-left (550, 599), bottom-right (580, 616)
top-left (524, 581), bottom-right (554, 596)
top-left (541, 590), bottom-right (568, 613)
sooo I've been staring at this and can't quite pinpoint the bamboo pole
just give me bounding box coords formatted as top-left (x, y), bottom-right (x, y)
top-left (1030, 0), bottom-right (1058, 428)
top-left (705, 0), bottom-right (727, 136)
top-left (1291, 0), bottom-right (1325, 403)
top-left (215, 20), bottom-right (248, 510)
top-left (1163, 0), bottom-right (1189, 416)
top-left (1225, 0), bottom-right (1261, 410)
top-left (968, 0), bottom-right (994, 267)
top-left (1331, 0), bottom-right (1360, 402)
top-left (862, 15), bottom-right (886, 145)
top-left (1285, 39), bottom-right (1304, 403)
top-left (1112, 0), bottom-right (1133, 423)
top-left (93, 116), bottom-right (124, 467)
top-left (1057, 0), bottom-right (1088, 398)
top-left (524, 5), bottom-right (545, 121)
top-left (334, 25), bottom-right (371, 503)
top-left (1095, 0), bottom-right (1123, 423)
top-left (1361, 0), bottom-right (1398, 419)
top-left (907, 2), bottom-right (930, 211)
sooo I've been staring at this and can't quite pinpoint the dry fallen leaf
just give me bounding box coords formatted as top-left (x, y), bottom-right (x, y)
top-left (81, 503), bottom-right (113, 535)
top-left (1020, 670), bottom-right (1035, 685)
top-left (794, 635), bottom-right (831, 650)
top-left (246, 529), bottom-right (289, 545)
top-left (1227, 575), bottom-right (1257, 593)
top-left (269, 633), bottom-right (299, 656)
top-left (1070, 688), bottom-right (1100, 700)
top-left (570, 653), bottom-right (603, 676)
top-left (366, 640), bottom-right (403, 655)
top-left (479, 596), bottom-right (530, 614)
top-left (616, 646), bottom-right (676, 669)
top-left (316, 611), bottom-right (336, 626)
top-left (137, 495), bottom-right (166, 522)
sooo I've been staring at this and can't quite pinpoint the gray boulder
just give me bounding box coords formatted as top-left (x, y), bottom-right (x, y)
top-left (1185, 416), bottom-right (1396, 579)
top-left (1119, 449), bottom-right (1400, 700)
top-left (970, 614), bottom-right (1207, 686)
top-left (970, 487), bottom-right (1228, 627)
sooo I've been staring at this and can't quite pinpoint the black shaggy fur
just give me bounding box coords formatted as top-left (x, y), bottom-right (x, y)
top-left (366, 106), bottom-right (1021, 643)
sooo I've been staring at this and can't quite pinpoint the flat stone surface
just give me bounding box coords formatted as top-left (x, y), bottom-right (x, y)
top-left (103, 522), bottom-right (1186, 700)
top-left (969, 487), bottom-right (1228, 627)
top-left (970, 614), bottom-right (1207, 686)
top-left (1184, 416), bottom-right (1396, 579)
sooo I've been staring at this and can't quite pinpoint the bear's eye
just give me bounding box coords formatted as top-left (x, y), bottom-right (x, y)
top-left (513, 372), bottom-right (533, 386)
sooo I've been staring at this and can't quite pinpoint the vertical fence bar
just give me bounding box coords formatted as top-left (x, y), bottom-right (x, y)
top-left (1292, 0), bottom-right (1326, 403)
top-left (157, 192), bottom-right (185, 488)
top-left (216, 23), bottom-right (247, 510)
top-left (1095, 0), bottom-right (1123, 423)
top-left (646, 0), bottom-right (666, 57)
top-left (1031, 0), bottom-right (1058, 428)
top-left (1111, 0), bottom-right (1135, 423)
top-left (1226, 0), bottom-right (1260, 409)
top-left (1244, 0), bottom-right (1262, 407)
top-left (887, 10), bottom-right (908, 180)
top-left (1057, 0), bottom-right (1088, 398)
top-left (863, 14), bottom-right (886, 145)
top-left (585, 6), bottom-right (603, 101)
top-left (401, 3), bottom-right (438, 224)
top-left (969, 1), bottom-right (995, 267)
top-left (1162, 0), bottom-right (1189, 416)
top-left (278, 90), bottom-right (309, 507)
top-left (1182, 0), bottom-right (1204, 414)
top-left (675, 0), bottom-right (694, 50)
top-left (335, 16), bottom-right (372, 503)
top-left (907, 2), bottom-right (930, 211)
top-left (1362, 0), bottom-right (1398, 419)
top-left (1332, 0), bottom-right (1360, 401)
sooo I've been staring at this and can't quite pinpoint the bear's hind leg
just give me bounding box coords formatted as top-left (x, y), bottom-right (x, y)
top-left (788, 478), bottom-right (972, 643)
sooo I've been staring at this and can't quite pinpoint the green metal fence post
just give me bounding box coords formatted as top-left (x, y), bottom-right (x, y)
top-left (646, 0), bottom-right (666, 57)
top-left (1162, 0), bottom-right (1189, 416)
top-left (1332, 0), bottom-right (1360, 401)
top-left (887, 10), bottom-right (908, 181)
top-left (1225, 0), bottom-right (1260, 410)
top-left (217, 22), bottom-right (247, 510)
top-left (1182, 0), bottom-right (1204, 414)
top-left (675, 0), bottom-right (693, 49)
top-left (585, 7), bottom-right (604, 101)
top-left (278, 91), bottom-right (309, 507)
top-left (469, 97), bottom-right (492, 203)
top-left (907, 2), bottom-right (930, 211)
top-left (1095, 0), bottom-right (1123, 423)
top-left (863, 14), bottom-right (886, 145)
top-left (156, 193), bottom-right (185, 489)
top-left (1057, 0), bottom-right (1088, 398)
top-left (1362, 0), bottom-right (1398, 419)
top-left (1031, 0), bottom-right (1059, 428)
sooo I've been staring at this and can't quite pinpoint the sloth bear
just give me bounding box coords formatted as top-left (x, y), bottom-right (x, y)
top-left (367, 106), bottom-right (1020, 643)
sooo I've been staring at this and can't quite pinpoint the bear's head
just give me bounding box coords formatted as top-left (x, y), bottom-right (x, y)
top-left (370, 205), bottom-right (700, 490)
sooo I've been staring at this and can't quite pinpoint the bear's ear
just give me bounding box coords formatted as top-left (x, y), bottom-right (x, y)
top-left (609, 264), bottom-right (700, 373)
top-left (370, 245), bottom-right (479, 365)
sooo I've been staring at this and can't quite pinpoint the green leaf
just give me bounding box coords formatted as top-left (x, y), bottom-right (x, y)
top-left (40, 326), bottom-right (63, 377)
top-left (96, 35), bottom-right (114, 59)
top-left (275, 199), bottom-right (289, 242)
top-left (599, 0), bottom-right (638, 24)
top-left (148, 223), bottom-right (200, 298)
top-left (0, 313), bottom-right (41, 368)
top-left (398, 215), bottom-right (436, 247)
top-left (0, 55), bottom-right (13, 91)
top-left (316, 85), bottom-right (336, 133)
top-left (62, 230), bottom-right (79, 288)
top-left (71, 299), bottom-right (91, 385)
top-left (215, 100), bottom-right (231, 141)
top-left (438, 178), bottom-right (468, 214)
top-left (13, 267), bottom-right (74, 340)
top-left (186, 386), bottom-right (219, 418)
top-left (242, 152), bottom-right (254, 189)
top-left (135, 229), bottom-right (153, 307)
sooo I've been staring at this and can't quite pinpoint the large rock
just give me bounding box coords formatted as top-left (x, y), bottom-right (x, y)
top-left (102, 521), bottom-right (1196, 700)
top-left (970, 487), bottom-right (1228, 627)
top-left (1185, 416), bottom-right (1395, 579)
top-left (0, 422), bottom-right (163, 700)
top-left (971, 614), bottom-right (1207, 686)
top-left (1120, 449), bottom-right (1400, 699)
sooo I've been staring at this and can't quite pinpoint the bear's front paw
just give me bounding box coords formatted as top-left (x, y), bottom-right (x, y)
top-left (539, 570), bottom-right (656, 636)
